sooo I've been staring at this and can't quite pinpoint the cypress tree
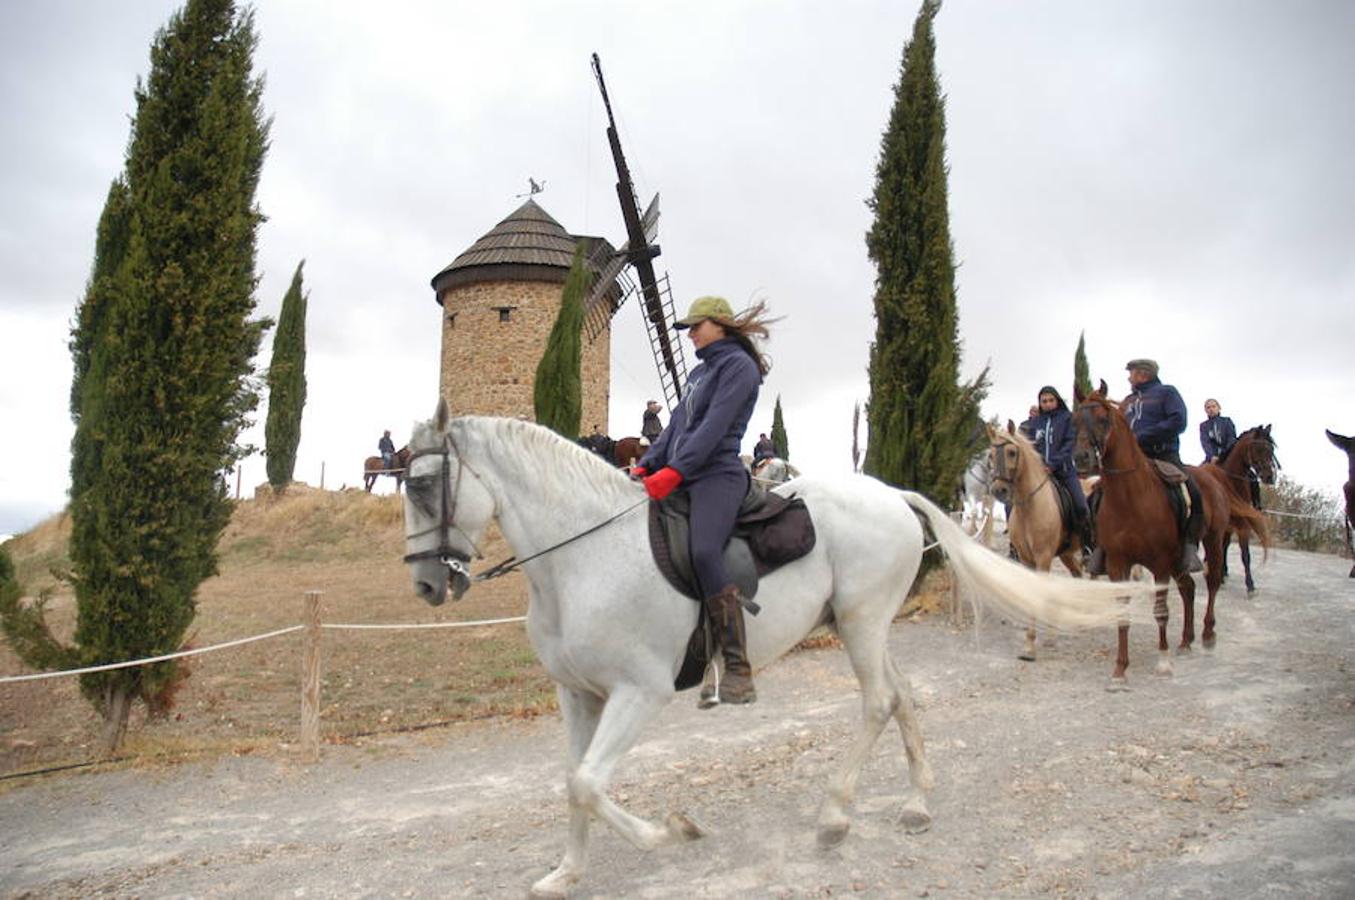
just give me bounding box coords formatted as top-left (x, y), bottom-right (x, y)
top-left (533, 246), bottom-right (591, 438)
top-left (265, 261), bottom-right (308, 489)
top-left (1074, 331), bottom-right (1092, 399)
top-left (864, 0), bottom-right (987, 507)
top-left (63, 0), bottom-right (270, 752)
top-left (771, 395), bottom-right (790, 461)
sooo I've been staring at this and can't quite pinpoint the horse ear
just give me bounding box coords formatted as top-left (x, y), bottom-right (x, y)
top-left (435, 396), bottom-right (450, 432)
top-left (1097, 378), bottom-right (1109, 396)
top-left (1006, 419), bottom-right (1016, 435)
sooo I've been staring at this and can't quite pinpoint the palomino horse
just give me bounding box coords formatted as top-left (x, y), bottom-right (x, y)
top-left (988, 422), bottom-right (1086, 662)
top-left (1072, 383), bottom-right (1264, 686)
top-left (364, 446), bottom-right (410, 492)
top-left (1326, 429), bottom-right (1355, 577)
top-left (1208, 425), bottom-right (1277, 593)
top-left (400, 404), bottom-right (1145, 897)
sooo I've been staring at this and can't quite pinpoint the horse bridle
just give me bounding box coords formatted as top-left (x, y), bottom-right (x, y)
top-left (401, 433), bottom-right (482, 585)
top-left (399, 430), bottom-right (649, 588)
top-left (1074, 401), bottom-right (1141, 476)
top-left (990, 437), bottom-right (1051, 507)
top-left (1225, 435), bottom-right (1280, 486)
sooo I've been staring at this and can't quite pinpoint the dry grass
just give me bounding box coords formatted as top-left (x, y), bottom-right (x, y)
top-left (0, 488), bottom-right (550, 779)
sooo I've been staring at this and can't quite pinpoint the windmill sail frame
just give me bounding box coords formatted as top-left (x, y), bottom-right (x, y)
top-left (589, 53), bottom-right (688, 410)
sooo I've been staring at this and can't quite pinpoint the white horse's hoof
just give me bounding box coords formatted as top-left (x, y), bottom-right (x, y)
top-left (696, 691), bottom-right (719, 710)
top-left (898, 799), bottom-right (932, 834)
top-left (817, 820), bottom-right (851, 849)
top-left (1105, 677), bottom-right (1130, 693)
top-left (1155, 656), bottom-right (1174, 677)
top-left (530, 868), bottom-right (578, 899)
top-left (666, 811), bottom-right (706, 842)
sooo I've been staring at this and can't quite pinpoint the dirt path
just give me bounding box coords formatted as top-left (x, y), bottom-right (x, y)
top-left (3, 548), bottom-right (1353, 898)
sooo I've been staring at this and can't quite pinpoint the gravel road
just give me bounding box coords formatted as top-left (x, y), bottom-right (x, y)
top-left (3, 547), bottom-right (1353, 898)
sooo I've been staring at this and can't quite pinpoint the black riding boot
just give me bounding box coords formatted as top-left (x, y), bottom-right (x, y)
top-left (1179, 482), bottom-right (1204, 574)
top-left (705, 585), bottom-right (756, 705)
top-left (1078, 513), bottom-right (1096, 569)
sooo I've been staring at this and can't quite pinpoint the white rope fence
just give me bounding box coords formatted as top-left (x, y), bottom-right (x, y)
top-left (0, 592), bottom-right (527, 763)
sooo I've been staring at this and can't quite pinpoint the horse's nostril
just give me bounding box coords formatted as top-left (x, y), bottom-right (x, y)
top-left (416, 581), bottom-right (434, 599)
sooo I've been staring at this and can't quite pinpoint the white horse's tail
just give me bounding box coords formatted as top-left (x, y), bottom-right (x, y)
top-left (900, 490), bottom-right (1151, 630)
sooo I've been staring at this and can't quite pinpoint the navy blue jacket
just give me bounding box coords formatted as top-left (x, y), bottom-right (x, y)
top-left (638, 337), bottom-right (761, 482)
top-left (1028, 407), bottom-right (1076, 476)
top-left (1199, 415), bottom-right (1237, 461)
top-left (1124, 377), bottom-right (1187, 457)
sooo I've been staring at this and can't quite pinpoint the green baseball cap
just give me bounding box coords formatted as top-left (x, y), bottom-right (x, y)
top-left (675, 295), bottom-right (736, 329)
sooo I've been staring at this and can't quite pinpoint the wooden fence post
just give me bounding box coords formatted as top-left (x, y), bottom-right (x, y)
top-left (300, 590), bottom-right (322, 762)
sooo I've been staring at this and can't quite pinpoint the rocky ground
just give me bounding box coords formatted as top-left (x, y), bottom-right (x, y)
top-left (2, 547), bottom-right (1353, 898)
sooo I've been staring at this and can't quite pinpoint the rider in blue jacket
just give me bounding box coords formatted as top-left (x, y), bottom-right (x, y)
top-left (1025, 386), bottom-right (1093, 554)
top-left (635, 296), bottom-right (775, 707)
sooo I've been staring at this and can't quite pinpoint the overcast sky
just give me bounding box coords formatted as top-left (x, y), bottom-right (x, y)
top-left (2, 0), bottom-right (1352, 537)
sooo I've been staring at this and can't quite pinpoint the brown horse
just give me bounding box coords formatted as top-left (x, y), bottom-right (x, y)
top-left (1206, 425), bottom-right (1277, 593)
top-left (613, 436), bottom-right (646, 468)
top-left (1325, 429), bottom-right (1355, 577)
top-left (988, 422), bottom-right (1086, 662)
top-left (1072, 382), bottom-right (1260, 687)
top-left (364, 446), bottom-right (411, 492)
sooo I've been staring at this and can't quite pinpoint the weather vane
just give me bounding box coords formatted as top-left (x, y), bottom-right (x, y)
top-left (516, 177), bottom-right (546, 199)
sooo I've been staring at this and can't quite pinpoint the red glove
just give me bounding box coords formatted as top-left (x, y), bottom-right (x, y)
top-left (643, 467), bottom-right (683, 501)
top-left (630, 466), bottom-right (648, 479)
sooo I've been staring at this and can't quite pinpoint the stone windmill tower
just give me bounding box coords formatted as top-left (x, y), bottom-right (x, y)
top-left (430, 198), bottom-right (621, 432)
top-left (430, 55), bottom-right (690, 438)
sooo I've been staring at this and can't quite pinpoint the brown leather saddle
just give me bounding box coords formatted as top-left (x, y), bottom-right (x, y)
top-left (649, 482), bottom-right (816, 690)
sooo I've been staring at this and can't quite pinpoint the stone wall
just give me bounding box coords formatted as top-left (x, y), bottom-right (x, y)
top-left (438, 279), bottom-right (610, 434)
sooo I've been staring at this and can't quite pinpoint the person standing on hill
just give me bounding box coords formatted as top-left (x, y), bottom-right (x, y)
top-left (641, 400), bottom-right (663, 443)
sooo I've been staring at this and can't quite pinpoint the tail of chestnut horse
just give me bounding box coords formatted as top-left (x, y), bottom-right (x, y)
top-left (900, 490), bottom-right (1149, 630)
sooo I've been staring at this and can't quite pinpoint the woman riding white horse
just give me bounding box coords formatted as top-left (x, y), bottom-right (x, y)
top-left (631, 295), bottom-right (776, 705)
top-left (400, 403), bottom-right (1149, 897)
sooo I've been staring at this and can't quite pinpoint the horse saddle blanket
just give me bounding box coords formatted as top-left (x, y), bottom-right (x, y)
top-left (648, 484), bottom-right (816, 604)
top-left (1150, 460), bottom-right (1194, 529)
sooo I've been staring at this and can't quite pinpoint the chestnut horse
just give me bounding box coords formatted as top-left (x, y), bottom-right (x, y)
top-left (1072, 383), bottom-right (1259, 686)
top-left (364, 446), bottom-right (411, 492)
top-left (1325, 429), bottom-right (1355, 577)
top-left (613, 436), bottom-right (646, 468)
top-left (988, 422), bottom-right (1086, 662)
top-left (1207, 425), bottom-right (1277, 593)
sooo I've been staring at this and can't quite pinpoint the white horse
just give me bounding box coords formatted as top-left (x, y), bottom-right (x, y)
top-left (400, 404), bottom-right (1147, 898)
top-left (959, 448), bottom-right (998, 538)
top-left (751, 455), bottom-right (799, 484)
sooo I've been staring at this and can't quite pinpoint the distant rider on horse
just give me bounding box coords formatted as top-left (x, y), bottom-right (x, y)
top-left (633, 296), bottom-right (777, 707)
top-left (379, 430), bottom-right (396, 469)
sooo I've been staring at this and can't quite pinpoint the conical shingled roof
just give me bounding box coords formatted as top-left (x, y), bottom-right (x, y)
top-left (431, 199), bottom-right (615, 303)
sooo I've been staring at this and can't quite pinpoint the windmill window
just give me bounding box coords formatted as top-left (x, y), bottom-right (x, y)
top-left (446, 312), bottom-right (457, 330)
top-left (493, 305), bottom-right (517, 323)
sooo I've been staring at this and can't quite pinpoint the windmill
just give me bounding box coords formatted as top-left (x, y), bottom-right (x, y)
top-left (581, 53), bottom-right (688, 411)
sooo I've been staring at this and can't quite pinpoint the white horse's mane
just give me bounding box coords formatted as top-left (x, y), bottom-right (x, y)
top-left (411, 415), bottom-right (636, 508)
